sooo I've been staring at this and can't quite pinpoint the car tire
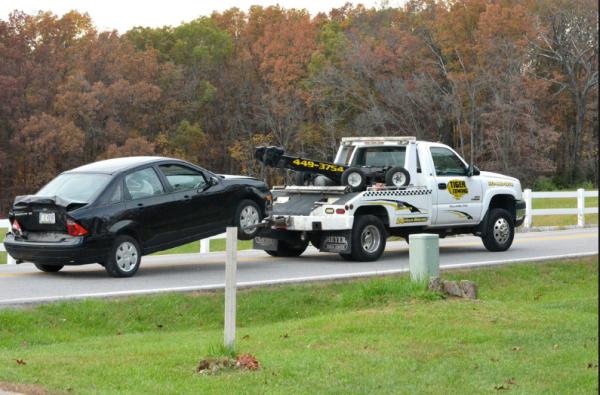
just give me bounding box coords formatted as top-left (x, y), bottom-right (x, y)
top-left (481, 208), bottom-right (515, 252)
top-left (341, 168), bottom-right (367, 191)
top-left (104, 235), bottom-right (142, 278)
top-left (265, 240), bottom-right (308, 257)
top-left (385, 166), bottom-right (410, 187)
top-left (349, 215), bottom-right (386, 261)
top-left (34, 264), bottom-right (64, 273)
top-left (235, 199), bottom-right (263, 240)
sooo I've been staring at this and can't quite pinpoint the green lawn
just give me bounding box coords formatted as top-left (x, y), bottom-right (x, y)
top-left (0, 257), bottom-right (597, 394)
top-left (532, 196), bottom-right (598, 227)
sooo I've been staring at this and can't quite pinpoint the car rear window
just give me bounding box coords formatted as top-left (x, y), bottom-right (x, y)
top-left (36, 173), bottom-right (112, 203)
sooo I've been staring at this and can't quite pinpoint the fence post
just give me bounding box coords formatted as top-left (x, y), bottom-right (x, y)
top-left (523, 189), bottom-right (532, 229)
top-left (200, 238), bottom-right (210, 254)
top-left (6, 253), bottom-right (16, 265)
top-left (577, 188), bottom-right (585, 227)
top-left (409, 234), bottom-right (439, 282)
top-left (224, 227), bottom-right (237, 351)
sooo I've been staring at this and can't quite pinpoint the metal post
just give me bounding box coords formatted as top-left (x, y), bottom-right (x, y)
top-left (200, 238), bottom-right (210, 254)
top-left (409, 234), bottom-right (439, 282)
top-left (6, 253), bottom-right (15, 265)
top-left (224, 227), bottom-right (237, 351)
top-left (577, 188), bottom-right (585, 227)
top-left (523, 189), bottom-right (532, 229)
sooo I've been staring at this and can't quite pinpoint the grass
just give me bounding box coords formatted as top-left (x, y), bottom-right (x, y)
top-left (532, 196), bottom-right (598, 227)
top-left (0, 257), bottom-right (597, 394)
top-left (153, 239), bottom-right (253, 256)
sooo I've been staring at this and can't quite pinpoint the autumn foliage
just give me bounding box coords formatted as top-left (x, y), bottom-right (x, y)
top-left (0, 1), bottom-right (597, 213)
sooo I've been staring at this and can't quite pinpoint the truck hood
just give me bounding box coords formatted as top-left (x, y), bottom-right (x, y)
top-left (479, 171), bottom-right (519, 183)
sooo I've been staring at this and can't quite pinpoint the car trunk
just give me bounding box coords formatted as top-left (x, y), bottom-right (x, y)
top-left (9, 195), bottom-right (87, 234)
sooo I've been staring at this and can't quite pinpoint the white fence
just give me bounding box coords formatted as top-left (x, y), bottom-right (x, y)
top-left (1, 189), bottom-right (598, 265)
top-left (522, 188), bottom-right (598, 228)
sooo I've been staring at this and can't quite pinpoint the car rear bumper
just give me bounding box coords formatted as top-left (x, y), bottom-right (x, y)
top-left (3, 234), bottom-right (110, 265)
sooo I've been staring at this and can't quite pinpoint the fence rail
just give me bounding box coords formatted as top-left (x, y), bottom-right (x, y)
top-left (1, 189), bottom-right (598, 265)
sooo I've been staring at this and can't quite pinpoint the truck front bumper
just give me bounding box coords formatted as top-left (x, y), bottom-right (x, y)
top-left (515, 199), bottom-right (526, 227)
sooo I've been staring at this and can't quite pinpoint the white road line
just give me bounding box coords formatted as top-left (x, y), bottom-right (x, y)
top-left (0, 251), bottom-right (596, 307)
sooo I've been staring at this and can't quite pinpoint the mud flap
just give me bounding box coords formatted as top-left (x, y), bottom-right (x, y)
top-left (319, 231), bottom-right (352, 254)
top-left (253, 236), bottom-right (279, 251)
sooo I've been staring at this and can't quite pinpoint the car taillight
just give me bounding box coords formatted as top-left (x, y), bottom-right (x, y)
top-left (11, 219), bottom-right (22, 234)
top-left (66, 218), bottom-right (88, 236)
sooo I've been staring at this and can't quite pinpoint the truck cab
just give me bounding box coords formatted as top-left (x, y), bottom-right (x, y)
top-left (254, 137), bottom-right (526, 261)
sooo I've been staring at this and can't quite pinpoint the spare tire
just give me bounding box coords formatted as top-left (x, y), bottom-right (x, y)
top-left (385, 166), bottom-right (410, 188)
top-left (341, 168), bottom-right (367, 191)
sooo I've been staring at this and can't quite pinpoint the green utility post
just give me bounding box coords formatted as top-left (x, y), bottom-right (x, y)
top-left (408, 234), bottom-right (439, 281)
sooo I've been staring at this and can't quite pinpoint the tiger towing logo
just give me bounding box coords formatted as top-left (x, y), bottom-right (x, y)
top-left (447, 180), bottom-right (469, 200)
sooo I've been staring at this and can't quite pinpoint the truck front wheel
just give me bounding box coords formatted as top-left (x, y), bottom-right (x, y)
top-left (481, 208), bottom-right (515, 252)
top-left (349, 215), bottom-right (386, 261)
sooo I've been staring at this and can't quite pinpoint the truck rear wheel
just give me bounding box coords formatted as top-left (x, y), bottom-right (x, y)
top-left (265, 240), bottom-right (308, 257)
top-left (349, 215), bottom-right (386, 261)
top-left (481, 208), bottom-right (515, 252)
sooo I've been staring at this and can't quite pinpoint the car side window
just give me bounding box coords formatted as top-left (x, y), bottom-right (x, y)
top-left (125, 168), bottom-right (165, 200)
top-left (109, 181), bottom-right (122, 204)
top-left (430, 147), bottom-right (467, 176)
top-left (158, 164), bottom-right (206, 192)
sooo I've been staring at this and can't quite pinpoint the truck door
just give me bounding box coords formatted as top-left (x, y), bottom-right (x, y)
top-left (429, 146), bottom-right (482, 226)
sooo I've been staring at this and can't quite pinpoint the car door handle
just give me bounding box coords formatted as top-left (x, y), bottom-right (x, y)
top-left (137, 203), bottom-right (144, 207)
top-left (438, 183), bottom-right (447, 190)
top-left (183, 195), bottom-right (191, 200)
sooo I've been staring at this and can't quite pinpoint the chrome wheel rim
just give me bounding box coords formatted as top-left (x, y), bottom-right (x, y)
top-left (391, 172), bottom-right (406, 186)
top-left (240, 205), bottom-right (260, 234)
top-left (493, 218), bottom-right (510, 245)
top-left (361, 225), bottom-right (381, 253)
top-left (347, 172), bottom-right (363, 187)
top-left (116, 241), bottom-right (138, 272)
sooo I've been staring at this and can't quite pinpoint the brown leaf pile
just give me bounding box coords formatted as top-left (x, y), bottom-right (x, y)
top-left (236, 353), bottom-right (260, 371)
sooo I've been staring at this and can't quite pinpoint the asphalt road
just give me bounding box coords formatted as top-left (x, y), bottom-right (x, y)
top-left (0, 228), bottom-right (597, 307)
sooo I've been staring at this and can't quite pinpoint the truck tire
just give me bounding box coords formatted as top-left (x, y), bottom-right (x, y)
top-left (34, 264), bottom-right (63, 273)
top-left (104, 235), bottom-right (141, 278)
top-left (265, 240), bottom-right (309, 257)
top-left (349, 215), bottom-right (386, 261)
top-left (342, 168), bottom-right (367, 191)
top-left (481, 208), bottom-right (515, 252)
top-left (235, 199), bottom-right (262, 240)
top-left (385, 167), bottom-right (410, 187)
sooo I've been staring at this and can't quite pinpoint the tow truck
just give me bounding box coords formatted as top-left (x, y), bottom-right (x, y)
top-left (253, 136), bottom-right (526, 261)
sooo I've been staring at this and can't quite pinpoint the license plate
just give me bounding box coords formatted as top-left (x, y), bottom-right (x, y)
top-left (39, 212), bottom-right (56, 224)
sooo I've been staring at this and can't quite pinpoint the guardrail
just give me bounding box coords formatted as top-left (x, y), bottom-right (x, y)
top-left (1, 189), bottom-right (597, 265)
top-left (522, 188), bottom-right (598, 228)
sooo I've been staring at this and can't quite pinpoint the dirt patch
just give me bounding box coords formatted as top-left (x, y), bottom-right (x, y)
top-left (196, 353), bottom-right (260, 375)
top-left (0, 382), bottom-right (53, 395)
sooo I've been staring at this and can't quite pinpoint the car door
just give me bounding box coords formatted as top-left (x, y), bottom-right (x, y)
top-left (430, 146), bottom-right (483, 226)
top-left (156, 163), bottom-right (216, 239)
top-left (123, 166), bottom-right (173, 249)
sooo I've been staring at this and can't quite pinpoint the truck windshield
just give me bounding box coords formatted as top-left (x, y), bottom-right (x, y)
top-left (37, 173), bottom-right (112, 203)
top-left (352, 146), bottom-right (406, 167)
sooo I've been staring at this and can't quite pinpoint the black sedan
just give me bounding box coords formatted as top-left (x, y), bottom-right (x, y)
top-left (4, 157), bottom-right (271, 277)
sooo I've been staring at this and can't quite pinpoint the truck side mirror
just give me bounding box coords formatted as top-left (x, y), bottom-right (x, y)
top-left (467, 164), bottom-right (480, 177)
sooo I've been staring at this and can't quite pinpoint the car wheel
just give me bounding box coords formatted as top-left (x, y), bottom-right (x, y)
top-left (235, 199), bottom-right (262, 240)
top-left (341, 168), bottom-right (367, 191)
top-left (34, 264), bottom-right (64, 273)
top-left (349, 215), bottom-right (386, 261)
top-left (265, 240), bottom-right (308, 257)
top-left (481, 208), bottom-right (515, 252)
top-left (385, 166), bottom-right (410, 187)
top-left (105, 235), bottom-right (141, 278)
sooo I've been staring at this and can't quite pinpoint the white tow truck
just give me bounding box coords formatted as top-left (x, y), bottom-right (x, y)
top-left (254, 137), bottom-right (526, 261)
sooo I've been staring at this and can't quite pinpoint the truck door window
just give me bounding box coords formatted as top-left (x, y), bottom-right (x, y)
top-left (352, 147), bottom-right (406, 167)
top-left (430, 147), bottom-right (467, 176)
